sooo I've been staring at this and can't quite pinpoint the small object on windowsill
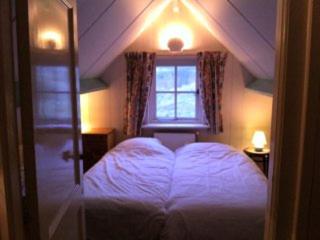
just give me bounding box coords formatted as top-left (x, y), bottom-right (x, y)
top-left (244, 147), bottom-right (270, 177)
top-left (142, 123), bottom-right (209, 130)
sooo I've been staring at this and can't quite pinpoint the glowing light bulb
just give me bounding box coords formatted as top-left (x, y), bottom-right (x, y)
top-left (39, 30), bottom-right (63, 49)
top-left (159, 23), bottom-right (193, 51)
top-left (251, 131), bottom-right (267, 151)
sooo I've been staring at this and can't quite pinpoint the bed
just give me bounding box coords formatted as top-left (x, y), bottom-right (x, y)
top-left (84, 138), bottom-right (267, 240)
top-left (163, 143), bottom-right (267, 240)
top-left (84, 138), bottom-right (175, 240)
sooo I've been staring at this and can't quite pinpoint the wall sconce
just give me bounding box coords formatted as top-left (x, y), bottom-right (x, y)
top-left (251, 130), bottom-right (267, 152)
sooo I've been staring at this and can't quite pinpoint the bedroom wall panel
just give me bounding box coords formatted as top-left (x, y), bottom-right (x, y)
top-left (79, 0), bottom-right (150, 77)
top-left (193, 0), bottom-right (275, 79)
top-left (227, 0), bottom-right (277, 48)
top-left (79, 0), bottom-right (171, 78)
top-left (80, 90), bottom-right (110, 133)
top-left (77, 0), bottom-right (115, 37)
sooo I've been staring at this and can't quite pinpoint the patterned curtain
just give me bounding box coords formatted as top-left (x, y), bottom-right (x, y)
top-left (197, 51), bottom-right (227, 134)
top-left (124, 52), bottom-right (156, 137)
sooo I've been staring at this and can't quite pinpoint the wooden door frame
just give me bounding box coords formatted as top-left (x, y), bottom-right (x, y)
top-left (0, 0), bottom-right (25, 239)
top-left (265, 0), bottom-right (320, 239)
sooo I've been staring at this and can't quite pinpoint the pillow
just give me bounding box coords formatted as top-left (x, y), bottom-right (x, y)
top-left (117, 137), bottom-right (161, 147)
top-left (115, 137), bottom-right (163, 151)
top-left (175, 142), bottom-right (234, 155)
top-left (115, 137), bottom-right (174, 156)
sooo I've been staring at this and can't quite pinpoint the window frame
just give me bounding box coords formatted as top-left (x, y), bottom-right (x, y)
top-left (147, 56), bottom-right (204, 124)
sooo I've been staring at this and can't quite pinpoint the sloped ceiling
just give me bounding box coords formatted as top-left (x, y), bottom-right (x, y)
top-left (78, 0), bottom-right (276, 79)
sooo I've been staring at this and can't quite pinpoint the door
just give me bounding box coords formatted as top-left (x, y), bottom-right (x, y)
top-left (0, 0), bottom-right (25, 239)
top-left (15, 0), bottom-right (84, 239)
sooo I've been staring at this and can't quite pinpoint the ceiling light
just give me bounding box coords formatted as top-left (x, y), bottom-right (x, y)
top-left (172, 0), bottom-right (180, 13)
top-left (167, 38), bottom-right (184, 52)
top-left (159, 23), bottom-right (193, 51)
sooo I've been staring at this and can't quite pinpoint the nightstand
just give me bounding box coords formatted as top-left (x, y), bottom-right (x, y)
top-left (82, 128), bottom-right (115, 172)
top-left (244, 147), bottom-right (270, 177)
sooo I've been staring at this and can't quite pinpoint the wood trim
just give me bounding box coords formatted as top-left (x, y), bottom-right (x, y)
top-left (81, 0), bottom-right (155, 76)
top-left (15, 0), bottom-right (42, 238)
top-left (265, 0), bottom-right (320, 239)
top-left (295, 1), bottom-right (320, 238)
top-left (49, 184), bottom-right (81, 238)
top-left (0, 0), bottom-right (24, 239)
top-left (66, 0), bottom-right (82, 186)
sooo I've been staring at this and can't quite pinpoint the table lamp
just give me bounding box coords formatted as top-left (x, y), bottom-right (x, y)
top-left (251, 130), bottom-right (267, 152)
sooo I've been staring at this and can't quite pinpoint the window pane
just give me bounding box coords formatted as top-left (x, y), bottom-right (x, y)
top-left (177, 66), bottom-right (196, 91)
top-left (156, 66), bottom-right (175, 91)
top-left (156, 93), bottom-right (175, 118)
top-left (37, 93), bottom-right (72, 122)
top-left (177, 93), bottom-right (196, 118)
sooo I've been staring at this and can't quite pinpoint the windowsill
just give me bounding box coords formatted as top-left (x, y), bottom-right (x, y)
top-left (142, 123), bottom-right (209, 130)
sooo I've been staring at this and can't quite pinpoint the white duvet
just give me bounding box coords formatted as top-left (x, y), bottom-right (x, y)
top-left (84, 138), bottom-right (175, 240)
top-left (84, 139), bottom-right (267, 240)
top-left (164, 143), bottom-right (267, 240)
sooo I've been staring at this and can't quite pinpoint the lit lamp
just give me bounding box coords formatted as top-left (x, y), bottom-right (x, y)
top-left (251, 130), bottom-right (267, 152)
top-left (168, 38), bottom-right (184, 52)
top-left (39, 30), bottom-right (63, 50)
top-left (159, 23), bottom-right (193, 52)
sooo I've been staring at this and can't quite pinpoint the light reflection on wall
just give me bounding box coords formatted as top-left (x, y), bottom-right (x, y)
top-left (139, 0), bottom-right (172, 35)
top-left (159, 23), bottom-right (193, 50)
top-left (79, 90), bottom-right (110, 133)
top-left (38, 30), bottom-right (65, 50)
top-left (180, 0), bottom-right (216, 37)
top-left (80, 93), bottom-right (91, 133)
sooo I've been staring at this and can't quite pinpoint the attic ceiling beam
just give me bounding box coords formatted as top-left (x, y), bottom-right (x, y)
top-left (80, 78), bottom-right (108, 94)
top-left (80, 0), bottom-right (171, 78)
top-left (81, 0), bottom-right (155, 77)
top-left (227, 0), bottom-right (276, 49)
top-left (226, 0), bottom-right (275, 50)
top-left (182, 0), bottom-right (272, 79)
top-left (194, 0), bottom-right (275, 79)
top-left (79, 0), bottom-right (116, 39)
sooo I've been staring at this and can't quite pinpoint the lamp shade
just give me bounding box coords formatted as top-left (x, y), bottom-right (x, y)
top-left (251, 131), bottom-right (267, 151)
top-left (167, 38), bottom-right (184, 52)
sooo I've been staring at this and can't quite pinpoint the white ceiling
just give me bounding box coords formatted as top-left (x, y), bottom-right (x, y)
top-left (78, 0), bottom-right (277, 79)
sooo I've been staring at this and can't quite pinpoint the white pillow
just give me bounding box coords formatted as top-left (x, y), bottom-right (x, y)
top-left (115, 137), bottom-right (174, 156)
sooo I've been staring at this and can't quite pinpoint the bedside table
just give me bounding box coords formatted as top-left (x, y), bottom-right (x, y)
top-left (82, 128), bottom-right (115, 172)
top-left (244, 147), bottom-right (270, 177)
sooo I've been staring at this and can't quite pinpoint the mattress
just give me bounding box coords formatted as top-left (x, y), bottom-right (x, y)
top-left (84, 138), bottom-right (175, 240)
top-left (163, 143), bottom-right (267, 240)
top-left (84, 139), bottom-right (267, 240)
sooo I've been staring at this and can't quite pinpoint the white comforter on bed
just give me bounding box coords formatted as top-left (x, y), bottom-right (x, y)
top-left (84, 138), bottom-right (175, 240)
top-left (163, 143), bottom-right (267, 240)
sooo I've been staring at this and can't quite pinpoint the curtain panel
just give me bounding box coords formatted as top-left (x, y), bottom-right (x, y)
top-left (124, 52), bottom-right (156, 137)
top-left (197, 51), bottom-right (227, 134)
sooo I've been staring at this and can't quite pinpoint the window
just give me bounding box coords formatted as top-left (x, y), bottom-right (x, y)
top-left (147, 57), bottom-right (203, 124)
top-left (35, 66), bottom-right (72, 124)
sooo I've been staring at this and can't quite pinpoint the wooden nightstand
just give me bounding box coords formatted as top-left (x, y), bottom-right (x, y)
top-left (82, 128), bottom-right (115, 172)
top-left (244, 147), bottom-right (270, 177)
